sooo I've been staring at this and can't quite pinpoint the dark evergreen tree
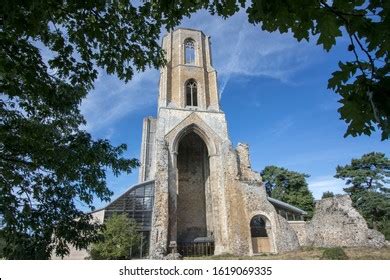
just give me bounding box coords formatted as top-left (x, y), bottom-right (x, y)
top-left (322, 191), bottom-right (335, 199)
top-left (335, 152), bottom-right (390, 239)
top-left (261, 166), bottom-right (315, 218)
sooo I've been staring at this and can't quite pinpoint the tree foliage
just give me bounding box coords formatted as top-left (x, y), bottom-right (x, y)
top-left (0, 231), bottom-right (5, 259)
top-left (322, 191), bottom-right (335, 199)
top-left (335, 152), bottom-right (390, 192)
top-left (0, 0), bottom-right (388, 259)
top-left (89, 214), bottom-right (141, 260)
top-left (0, 0), bottom-right (152, 259)
top-left (335, 152), bottom-right (390, 239)
top-left (261, 166), bottom-right (315, 217)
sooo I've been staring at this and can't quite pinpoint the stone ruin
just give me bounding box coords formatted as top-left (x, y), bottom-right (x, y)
top-left (55, 28), bottom-right (388, 260)
top-left (303, 195), bottom-right (386, 248)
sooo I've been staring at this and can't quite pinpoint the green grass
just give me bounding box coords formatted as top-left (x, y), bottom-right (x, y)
top-left (184, 246), bottom-right (390, 260)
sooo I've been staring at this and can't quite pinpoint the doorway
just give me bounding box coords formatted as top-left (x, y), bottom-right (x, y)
top-left (250, 215), bottom-right (271, 253)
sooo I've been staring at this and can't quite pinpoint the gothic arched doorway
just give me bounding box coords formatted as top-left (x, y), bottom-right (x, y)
top-left (176, 132), bottom-right (210, 243)
top-left (250, 215), bottom-right (271, 253)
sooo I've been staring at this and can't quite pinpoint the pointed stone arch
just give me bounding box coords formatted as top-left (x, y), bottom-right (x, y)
top-left (184, 38), bottom-right (196, 65)
top-left (165, 112), bottom-right (222, 157)
top-left (164, 112), bottom-right (224, 247)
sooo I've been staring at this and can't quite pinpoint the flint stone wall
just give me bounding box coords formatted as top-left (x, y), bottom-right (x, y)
top-left (226, 143), bottom-right (300, 255)
top-left (287, 221), bottom-right (308, 247)
top-left (303, 195), bottom-right (386, 248)
top-left (148, 28), bottom-right (302, 257)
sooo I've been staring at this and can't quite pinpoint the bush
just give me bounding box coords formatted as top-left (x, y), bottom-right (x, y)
top-left (0, 232), bottom-right (5, 259)
top-left (322, 191), bottom-right (335, 199)
top-left (321, 247), bottom-right (349, 260)
top-left (89, 214), bottom-right (141, 260)
top-left (380, 220), bottom-right (390, 240)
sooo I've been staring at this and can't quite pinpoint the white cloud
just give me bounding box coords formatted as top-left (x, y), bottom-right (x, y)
top-left (81, 9), bottom-right (319, 134)
top-left (81, 69), bottom-right (158, 133)
top-left (269, 116), bottom-right (295, 137)
top-left (308, 176), bottom-right (346, 199)
top-left (180, 10), bottom-right (318, 98)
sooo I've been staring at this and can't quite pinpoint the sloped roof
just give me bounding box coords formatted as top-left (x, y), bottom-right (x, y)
top-left (91, 180), bottom-right (155, 213)
top-left (267, 197), bottom-right (307, 215)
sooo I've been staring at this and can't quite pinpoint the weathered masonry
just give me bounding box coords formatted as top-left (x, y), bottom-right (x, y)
top-left (139, 28), bottom-right (304, 257)
top-left (57, 28), bottom-right (387, 260)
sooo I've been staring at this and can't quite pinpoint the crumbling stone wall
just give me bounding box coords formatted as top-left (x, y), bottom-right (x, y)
top-left (223, 145), bottom-right (250, 255)
top-left (303, 195), bottom-right (386, 248)
top-left (273, 215), bottom-right (301, 252)
top-left (238, 181), bottom-right (300, 254)
top-left (222, 143), bottom-right (300, 255)
top-left (236, 143), bottom-right (261, 182)
top-left (149, 140), bottom-right (170, 259)
top-left (288, 221), bottom-right (308, 247)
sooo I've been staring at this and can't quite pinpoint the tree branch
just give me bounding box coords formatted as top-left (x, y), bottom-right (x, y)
top-left (319, 0), bottom-right (381, 126)
top-left (352, 33), bottom-right (376, 79)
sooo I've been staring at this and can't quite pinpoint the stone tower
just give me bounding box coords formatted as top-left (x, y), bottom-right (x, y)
top-left (53, 28), bottom-right (387, 261)
top-left (140, 28), bottom-right (302, 257)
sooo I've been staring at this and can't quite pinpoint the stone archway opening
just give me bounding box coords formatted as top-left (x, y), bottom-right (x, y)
top-left (176, 132), bottom-right (210, 243)
top-left (250, 215), bottom-right (271, 253)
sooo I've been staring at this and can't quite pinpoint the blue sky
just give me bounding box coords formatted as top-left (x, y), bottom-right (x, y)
top-left (80, 10), bottom-right (388, 209)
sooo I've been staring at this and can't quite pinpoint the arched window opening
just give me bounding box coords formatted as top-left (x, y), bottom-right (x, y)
top-left (250, 215), bottom-right (268, 238)
top-left (184, 39), bottom-right (195, 64)
top-left (185, 80), bottom-right (198, 107)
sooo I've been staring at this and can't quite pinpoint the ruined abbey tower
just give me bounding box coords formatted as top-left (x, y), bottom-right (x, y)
top-left (139, 28), bottom-right (304, 257)
top-left (57, 28), bottom-right (387, 260)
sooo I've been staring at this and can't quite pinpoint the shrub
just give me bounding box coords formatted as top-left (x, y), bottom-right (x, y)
top-left (322, 191), bottom-right (335, 199)
top-left (89, 214), bottom-right (141, 260)
top-left (321, 247), bottom-right (349, 260)
top-left (0, 232), bottom-right (5, 259)
top-left (380, 220), bottom-right (390, 241)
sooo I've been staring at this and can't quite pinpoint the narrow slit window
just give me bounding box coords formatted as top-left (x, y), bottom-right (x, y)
top-left (184, 39), bottom-right (195, 64)
top-left (185, 80), bottom-right (198, 107)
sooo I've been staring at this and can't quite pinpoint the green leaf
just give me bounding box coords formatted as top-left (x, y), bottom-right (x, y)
top-left (261, 165), bottom-right (314, 218)
top-left (316, 14), bottom-right (342, 51)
